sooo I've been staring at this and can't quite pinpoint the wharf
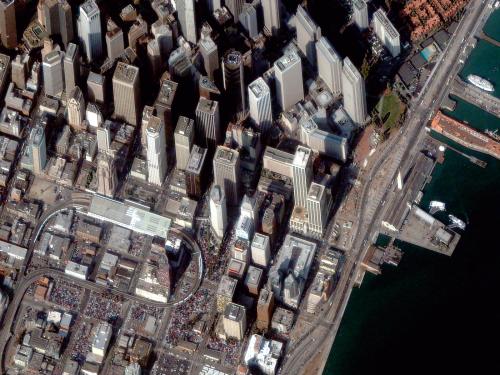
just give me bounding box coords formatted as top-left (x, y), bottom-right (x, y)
top-left (449, 77), bottom-right (500, 118)
top-left (397, 205), bottom-right (460, 256)
top-left (431, 111), bottom-right (500, 159)
top-left (361, 244), bottom-right (403, 277)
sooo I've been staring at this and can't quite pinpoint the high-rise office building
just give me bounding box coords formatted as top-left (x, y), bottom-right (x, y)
top-left (223, 303), bottom-right (246, 341)
top-left (251, 233), bottom-right (271, 268)
top-left (174, 116), bottom-right (194, 170)
top-left (106, 19), bottom-right (124, 61)
top-left (0, 0), bottom-right (17, 49)
top-left (37, 0), bottom-right (74, 47)
top-left (146, 116), bottom-right (168, 186)
top-left (248, 77), bottom-right (272, 133)
top-left (11, 54), bottom-right (28, 90)
top-left (77, 0), bottom-right (103, 62)
top-left (372, 8), bottom-right (401, 57)
top-left (185, 145), bottom-right (207, 199)
top-left (64, 43), bottom-right (79, 93)
top-left (341, 57), bottom-right (368, 125)
top-left (256, 287), bottom-right (275, 331)
top-left (316, 37), bottom-right (342, 96)
top-left (96, 152), bottom-right (117, 198)
top-left (226, 0), bottom-right (244, 23)
top-left (208, 0), bottom-right (221, 13)
top-left (222, 50), bottom-right (246, 120)
top-left (213, 146), bottom-right (240, 206)
top-left (199, 76), bottom-right (221, 101)
top-left (352, 0), bottom-right (369, 31)
top-left (292, 146), bottom-right (313, 208)
top-left (195, 98), bottom-right (220, 152)
top-left (67, 86), bottom-right (85, 130)
top-left (152, 20), bottom-right (173, 61)
top-left (176, 0), bottom-right (197, 44)
top-left (199, 36), bottom-right (219, 80)
top-left (97, 121), bottom-right (111, 153)
top-left (262, 0), bottom-right (281, 36)
top-left (306, 182), bottom-right (331, 237)
top-left (274, 52), bottom-right (303, 112)
top-left (147, 39), bottom-right (162, 79)
top-left (87, 71), bottom-right (105, 104)
top-left (209, 184), bottom-right (228, 239)
top-left (30, 125), bottom-right (47, 175)
top-left (127, 16), bottom-right (147, 51)
top-left (155, 79), bottom-right (178, 136)
top-left (239, 4), bottom-right (258, 39)
top-left (112, 62), bottom-right (140, 126)
top-left (295, 5), bottom-right (321, 67)
top-left (42, 50), bottom-right (65, 97)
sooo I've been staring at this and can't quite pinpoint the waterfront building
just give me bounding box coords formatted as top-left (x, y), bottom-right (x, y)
top-left (341, 57), bottom-right (368, 125)
top-left (223, 50), bottom-right (246, 120)
top-left (77, 0), bottom-right (103, 62)
top-left (316, 37), bottom-right (343, 96)
top-left (112, 62), bottom-right (140, 126)
top-left (64, 43), bottom-right (79, 93)
top-left (210, 184), bottom-right (228, 240)
top-left (146, 115), bottom-right (167, 186)
top-left (248, 78), bottom-right (273, 133)
top-left (274, 52), bottom-right (303, 112)
top-left (223, 303), bottom-right (246, 341)
top-left (106, 19), bottom-right (124, 60)
top-left (195, 98), bottom-right (220, 152)
top-left (262, 0), bottom-right (281, 36)
top-left (352, 0), bottom-right (369, 30)
top-left (42, 51), bottom-right (65, 97)
top-left (295, 5), bottom-right (321, 67)
top-left (67, 86), bottom-right (85, 130)
top-left (0, 0), bottom-right (17, 49)
top-left (372, 8), bottom-right (401, 57)
top-left (37, 0), bottom-right (73, 47)
top-left (213, 146), bottom-right (240, 206)
top-left (177, 0), bottom-right (197, 44)
top-left (174, 116), bottom-right (194, 170)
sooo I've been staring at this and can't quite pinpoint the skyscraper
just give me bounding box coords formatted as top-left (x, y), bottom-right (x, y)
top-left (352, 0), bottom-right (369, 31)
top-left (77, 0), bottom-right (102, 62)
top-left (97, 121), bottom-right (111, 153)
top-left (64, 43), bottom-right (79, 93)
top-left (96, 152), bottom-right (117, 198)
top-left (262, 0), bottom-right (281, 36)
top-left (223, 303), bottom-right (246, 341)
top-left (42, 50), bottom-right (65, 97)
top-left (213, 146), bottom-right (240, 206)
top-left (199, 36), bottom-right (219, 80)
top-left (112, 62), bottom-right (141, 126)
top-left (185, 145), bottom-right (207, 199)
top-left (30, 125), bottom-right (47, 175)
top-left (295, 5), bottom-right (321, 67)
top-left (37, 0), bottom-right (74, 47)
top-left (174, 116), bottom-right (194, 170)
top-left (222, 50), bottom-right (246, 120)
top-left (341, 57), bottom-right (368, 125)
top-left (106, 19), bottom-right (124, 61)
top-left (316, 37), bottom-right (343, 96)
top-left (11, 54), bottom-right (28, 90)
top-left (176, 0), bottom-right (197, 44)
top-left (195, 98), bottom-right (220, 152)
top-left (146, 116), bottom-right (168, 186)
top-left (248, 77), bottom-right (272, 133)
top-left (155, 79), bottom-right (178, 137)
top-left (274, 52), bottom-right (303, 112)
top-left (292, 146), bottom-right (313, 208)
top-left (225, 0), bottom-right (244, 23)
top-left (239, 4), bottom-right (258, 39)
top-left (306, 182), bottom-right (331, 237)
top-left (372, 8), bottom-right (401, 57)
top-left (209, 184), bottom-right (228, 240)
top-left (0, 0), bottom-right (17, 49)
top-left (67, 86), bottom-right (85, 130)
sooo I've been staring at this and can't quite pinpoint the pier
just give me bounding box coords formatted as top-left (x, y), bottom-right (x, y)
top-left (477, 30), bottom-right (500, 48)
top-left (444, 143), bottom-right (487, 167)
top-left (449, 77), bottom-right (500, 118)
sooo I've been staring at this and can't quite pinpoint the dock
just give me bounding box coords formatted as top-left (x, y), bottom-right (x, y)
top-left (449, 77), bottom-right (500, 118)
top-left (477, 30), bottom-right (500, 48)
top-left (361, 244), bottom-right (403, 277)
top-left (397, 205), bottom-right (460, 256)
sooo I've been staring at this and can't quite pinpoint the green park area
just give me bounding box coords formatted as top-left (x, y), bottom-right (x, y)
top-left (375, 90), bottom-right (405, 133)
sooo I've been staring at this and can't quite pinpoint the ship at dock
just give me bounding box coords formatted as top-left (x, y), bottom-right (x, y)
top-left (467, 74), bottom-right (495, 92)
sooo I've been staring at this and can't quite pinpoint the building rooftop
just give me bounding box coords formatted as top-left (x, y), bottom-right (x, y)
top-left (224, 302), bottom-right (246, 321)
top-left (210, 184), bottom-right (225, 204)
top-left (175, 116), bottom-right (194, 136)
top-left (80, 0), bottom-right (99, 17)
top-left (197, 97), bottom-right (218, 114)
top-left (186, 145), bottom-right (207, 174)
top-left (307, 182), bottom-right (325, 201)
top-left (64, 43), bottom-right (78, 61)
top-left (156, 80), bottom-right (178, 106)
top-left (113, 62), bottom-right (139, 83)
top-left (249, 78), bottom-right (269, 98)
top-left (223, 50), bottom-right (242, 68)
top-left (217, 275), bottom-right (238, 297)
top-left (293, 146), bottom-right (312, 167)
top-left (296, 5), bottom-right (318, 34)
top-left (215, 146), bottom-right (238, 165)
top-left (373, 8), bottom-right (399, 39)
top-left (274, 53), bottom-right (300, 72)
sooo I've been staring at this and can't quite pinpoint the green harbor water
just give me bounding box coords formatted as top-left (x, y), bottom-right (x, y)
top-left (324, 11), bottom-right (500, 375)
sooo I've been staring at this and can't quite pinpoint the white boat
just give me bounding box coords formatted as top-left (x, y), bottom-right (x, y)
top-left (467, 74), bottom-right (495, 92)
top-left (448, 215), bottom-right (466, 230)
top-left (429, 201), bottom-right (446, 211)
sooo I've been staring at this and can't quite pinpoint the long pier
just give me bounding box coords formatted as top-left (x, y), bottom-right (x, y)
top-left (477, 30), bottom-right (500, 48)
top-left (449, 77), bottom-right (500, 118)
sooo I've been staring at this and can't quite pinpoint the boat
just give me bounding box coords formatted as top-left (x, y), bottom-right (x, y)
top-left (467, 74), bottom-right (494, 92)
top-left (448, 215), bottom-right (466, 230)
top-left (429, 201), bottom-right (446, 213)
top-left (485, 129), bottom-right (500, 142)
